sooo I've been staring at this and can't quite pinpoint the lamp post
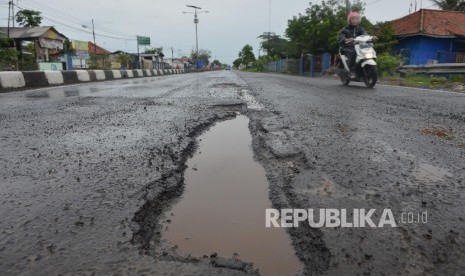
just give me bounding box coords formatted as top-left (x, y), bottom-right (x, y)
top-left (82, 19), bottom-right (97, 55)
top-left (183, 5), bottom-right (209, 60)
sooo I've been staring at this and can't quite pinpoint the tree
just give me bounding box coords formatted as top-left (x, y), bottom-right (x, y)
top-left (0, 38), bottom-right (19, 67)
top-left (349, 0), bottom-right (365, 13)
top-left (238, 44), bottom-right (256, 67)
top-left (191, 49), bottom-right (211, 61)
top-left (15, 9), bottom-right (42, 27)
top-left (258, 34), bottom-right (290, 58)
top-left (253, 55), bottom-right (275, 72)
top-left (233, 58), bottom-right (242, 68)
top-left (286, 1), bottom-right (348, 55)
top-left (144, 47), bottom-right (164, 56)
top-left (211, 59), bottom-right (222, 66)
top-left (372, 21), bottom-right (397, 54)
top-left (61, 39), bottom-right (74, 55)
top-left (284, 1), bottom-right (381, 55)
top-left (432, 0), bottom-right (465, 11)
top-left (117, 53), bottom-right (131, 69)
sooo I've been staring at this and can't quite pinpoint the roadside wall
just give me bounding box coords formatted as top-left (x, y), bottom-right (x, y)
top-left (0, 69), bottom-right (185, 91)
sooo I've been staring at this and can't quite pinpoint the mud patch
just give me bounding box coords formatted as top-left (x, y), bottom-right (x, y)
top-left (161, 115), bottom-right (302, 275)
top-left (421, 127), bottom-right (465, 147)
top-left (336, 122), bottom-right (356, 136)
top-left (421, 127), bottom-right (455, 140)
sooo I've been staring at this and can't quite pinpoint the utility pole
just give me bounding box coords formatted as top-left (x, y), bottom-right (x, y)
top-left (269, 0), bottom-right (272, 34)
top-left (12, 0), bottom-right (15, 27)
top-left (194, 10), bottom-right (198, 56)
top-left (171, 47), bottom-right (174, 64)
top-left (82, 20), bottom-right (97, 55)
top-left (7, 0), bottom-right (16, 38)
top-left (92, 19), bottom-right (96, 55)
top-left (183, 5), bottom-right (209, 61)
top-left (7, 1), bottom-right (11, 39)
top-left (136, 37), bottom-right (140, 69)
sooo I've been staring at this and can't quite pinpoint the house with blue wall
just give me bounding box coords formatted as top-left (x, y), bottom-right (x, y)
top-left (391, 9), bottom-right (465, 65)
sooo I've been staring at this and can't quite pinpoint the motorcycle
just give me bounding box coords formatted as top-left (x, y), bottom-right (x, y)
top-left (338, 35), bottom-right (378, 88)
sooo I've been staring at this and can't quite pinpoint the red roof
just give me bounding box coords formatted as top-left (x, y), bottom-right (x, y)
top-left (391, 9), bottom-right (465, 38)
top-left (88, 42), bottom-right (111, 55)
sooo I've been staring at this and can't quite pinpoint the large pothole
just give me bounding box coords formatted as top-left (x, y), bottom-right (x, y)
top-left (160, 115), bottom-right (302, 275)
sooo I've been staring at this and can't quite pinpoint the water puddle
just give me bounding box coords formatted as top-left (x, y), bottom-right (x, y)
top-left (162, 115), bottom-right (302, 275)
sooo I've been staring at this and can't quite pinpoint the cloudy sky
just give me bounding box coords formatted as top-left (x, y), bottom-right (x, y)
top-left (3, 0), bottom-right (437, 64)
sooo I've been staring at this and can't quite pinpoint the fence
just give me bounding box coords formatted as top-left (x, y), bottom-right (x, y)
top-left (263, 53), bottom-right (332, 77)
top-left (399, 49), bottom-right (465, 65)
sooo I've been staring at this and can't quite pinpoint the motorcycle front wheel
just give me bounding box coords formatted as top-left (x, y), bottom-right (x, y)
top-left (363, 65), bottom-right (377, 88)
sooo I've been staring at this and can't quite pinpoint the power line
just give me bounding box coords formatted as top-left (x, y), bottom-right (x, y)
top-left (14, 3), bottom-right (136, 41)
top-left (10, 1), bottom-right (174, 52)
top-left (17, 0), bottom-right (136, 40)
top-left (366, 0), bottom-right (383, 6)
top-left (21, 0), bottom-right (91, 26)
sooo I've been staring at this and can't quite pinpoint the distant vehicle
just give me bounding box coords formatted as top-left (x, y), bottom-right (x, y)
top-left (225, 66), bottom-right (231, 70)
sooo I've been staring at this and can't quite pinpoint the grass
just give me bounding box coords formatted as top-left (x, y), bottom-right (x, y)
top-left (379, 74), bottom-right (465, 92)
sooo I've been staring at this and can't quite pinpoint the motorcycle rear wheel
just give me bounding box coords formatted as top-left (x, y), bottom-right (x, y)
top-left (339, 69), bottom-right (350, 85)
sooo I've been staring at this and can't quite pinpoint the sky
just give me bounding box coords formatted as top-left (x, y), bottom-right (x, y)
top-left (2, 0), bottom-right (437, 64)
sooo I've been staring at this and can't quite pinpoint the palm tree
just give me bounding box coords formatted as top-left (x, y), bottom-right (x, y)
top-left (432, 0), bottom-right (465, 11)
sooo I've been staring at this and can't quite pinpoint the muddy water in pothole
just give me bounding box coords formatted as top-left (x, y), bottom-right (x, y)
top-left (162, 115), bottom-right (302, 275)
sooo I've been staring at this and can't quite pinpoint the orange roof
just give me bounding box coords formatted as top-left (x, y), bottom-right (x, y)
top-left (88, 42), bottom-right (111, 55)
top-left (391, 9), bottom-right (465, 38)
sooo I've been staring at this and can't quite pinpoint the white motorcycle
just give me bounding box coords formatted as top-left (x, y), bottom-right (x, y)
top-left (338, 35), bottom-right (378, 88)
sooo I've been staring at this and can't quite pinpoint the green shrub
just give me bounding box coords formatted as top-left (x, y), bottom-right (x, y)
top-left (377, 53), bottom-right (401, 77)
top-left (450, 74), bottom-right (465, 83)
top-left (429, 76), bottom-right (447, 85)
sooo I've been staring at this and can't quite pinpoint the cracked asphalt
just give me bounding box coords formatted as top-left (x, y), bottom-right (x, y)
top-left (1, 71), bottom-right (464, 275)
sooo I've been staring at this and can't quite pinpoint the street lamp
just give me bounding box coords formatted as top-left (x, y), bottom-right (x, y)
top-left (82, 19), bottom-right (96, 55)
top-left (183, 5), bottom-right (209, 59)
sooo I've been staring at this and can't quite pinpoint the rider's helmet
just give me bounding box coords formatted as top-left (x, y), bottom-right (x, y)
top-left (348, 12), bottom-right (361, 26)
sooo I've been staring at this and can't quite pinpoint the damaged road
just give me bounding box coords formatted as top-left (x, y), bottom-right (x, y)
top-left (1, 71), bottom-right (464, 275)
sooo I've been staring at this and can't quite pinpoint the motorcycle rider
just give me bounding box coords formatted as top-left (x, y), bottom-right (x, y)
top-left (337, 11), bottom-right (367, 77)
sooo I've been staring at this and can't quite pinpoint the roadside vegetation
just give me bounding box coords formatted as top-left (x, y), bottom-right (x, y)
top-left (379, 74), bottom-right (465, 92)
top-left (233, 0), bottom-right (465, 91)
top-left (234, 1), bottom-right (396, 76)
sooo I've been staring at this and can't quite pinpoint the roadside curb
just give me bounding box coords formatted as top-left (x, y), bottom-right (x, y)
top-left (0, 68), bottom-right (186, 92)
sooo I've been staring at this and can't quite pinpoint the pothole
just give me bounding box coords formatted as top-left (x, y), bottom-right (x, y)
top-left (210, 82), bottom-right (243, 88)
top-left (161, 115), bottom-right (302, 275)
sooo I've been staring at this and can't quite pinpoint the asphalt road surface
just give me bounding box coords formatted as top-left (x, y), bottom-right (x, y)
top-left (1, 71), bottom-right (464, 275)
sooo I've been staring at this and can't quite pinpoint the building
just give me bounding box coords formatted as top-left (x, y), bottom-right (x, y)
top-left (86, 42), bottom-right (111, 69)
top-left (391, 9), bottom-right (465, 65)
top-left (166, 57), bottom-right (190, 69)
top-left (0, 26), bottom-right (68, 70)
top-left (88, 41), bottom-right (111, 56)
top-left (138, 53), bottom-right (166, 70)
top-left (108, 51), bottom-right (138, 69)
